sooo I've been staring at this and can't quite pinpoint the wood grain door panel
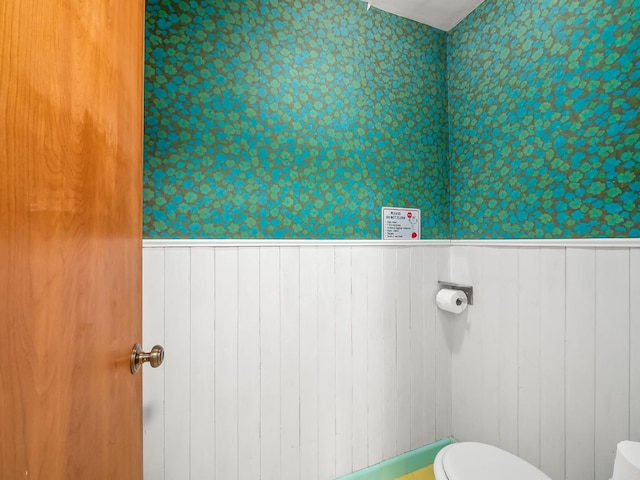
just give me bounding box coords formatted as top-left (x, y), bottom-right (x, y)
top-left (0, 1), bottom-right (144, 478)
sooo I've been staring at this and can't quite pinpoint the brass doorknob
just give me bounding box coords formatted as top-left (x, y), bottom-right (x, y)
top-left (130, 344), bottom-right (164, 374)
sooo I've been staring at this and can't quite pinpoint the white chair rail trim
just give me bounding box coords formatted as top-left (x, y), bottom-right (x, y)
top-left (143, 238), bottom-right (640, 248)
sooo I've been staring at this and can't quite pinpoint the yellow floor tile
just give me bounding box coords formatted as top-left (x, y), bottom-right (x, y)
top-left (395, 464), bottom-right (435, 480)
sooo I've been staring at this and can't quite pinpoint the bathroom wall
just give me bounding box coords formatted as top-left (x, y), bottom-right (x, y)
top-left (141, 3), bottom-right (640, 480)
top-left (144, 0), bottom-right (449, 239)
top-left (448, 242), bottom-right (640, 480)
top-left (142, 241), bottom-right (640, 480)
top-left (447, 0), bottom-right (640, 238)
top-left (145, 0), bottom-right (640, 241)
top-left (142, 242), bottom-right (452, 480)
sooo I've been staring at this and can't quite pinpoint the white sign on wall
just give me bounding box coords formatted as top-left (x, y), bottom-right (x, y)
top-left (381, 207), bottom-right (421, 240)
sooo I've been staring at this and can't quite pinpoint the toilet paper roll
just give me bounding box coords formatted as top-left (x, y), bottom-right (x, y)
top-left (436, 288), bottom-right (468, 314)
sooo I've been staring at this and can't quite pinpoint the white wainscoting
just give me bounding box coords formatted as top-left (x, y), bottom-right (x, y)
top-left (449, 246), bottom-right (640, 480)
top-left (143, 241), bottom-right (640, 480)
top-left (142, 243), bottom-right (452, 480)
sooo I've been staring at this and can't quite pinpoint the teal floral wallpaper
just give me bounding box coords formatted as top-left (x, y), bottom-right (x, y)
top-left (144, 0), bottom-right (449, 238)
top-left (448, 0), bottom-right (640, 238)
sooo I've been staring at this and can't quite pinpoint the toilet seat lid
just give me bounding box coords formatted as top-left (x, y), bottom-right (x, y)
top-left (617, 441), bottom-right (640, 469)
top-left (440, 442), bottom-right (552, 480)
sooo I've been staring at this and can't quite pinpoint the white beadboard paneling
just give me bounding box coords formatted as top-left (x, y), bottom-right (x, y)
top-left (396, 247), bottom-right (412, 454)
top-left (409, 246), bottom-right (426, 449)
top-left (435, 245), bottom-right (452, 439)
top-left (351, 247), bottom-right (369, 471)
top-left (448, 245), bottom-right (639, 480)
top-left (595, 249), bottom-right (630, 480)
top-left (449, 244), bottom-right (471, 441)
top-left (299, 247), bottom-right (320, 479)
top-left (452, 246), bottom-right (499, 446)
top-left (163, 248), bottom-right (192, 479)
top-left (448, 245), bottom-right (472, 285)
top-left (495, 248), bottom-right (519, 454)
top-left (419, 246), bottom-right (437, 447)
top-left (260, 248), bottom-right (281, 479)
top-left (565, 248), bottom-right (596, 480)
top-left (144, 244), bottom-right (449, 480)
top-left (539, 248), bottom-right (566, 480)
top-left (382, 248), bottom-right (399, 459)
top-left (631, 249), bottom-right (640, 442)
top-left (214, 248), bottom-right (239, 480)
top-left (144, 242), bottom-right (640, 480)
top-left (317, 247), bottom-right (337, 480)
top-left (334, 246), bottom-right (353, 478)
top-left (280, 247), bottom-right (301, 480)
top-left (237, 248), bottom-right (261, 479)
top-left (476, 247), bottom-right (504, 447)
top-left (517, 248), bottom-right (541, 467)
top-left (366, 247), bottom-right (384, 466)
top-left (142, 247), bottom-right (165, 480)
top-left (190, 248), bottom-right (216, 479)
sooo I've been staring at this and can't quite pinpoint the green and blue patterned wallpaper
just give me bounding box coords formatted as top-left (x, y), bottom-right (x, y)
top-left (448, 0), bottom-right (640, 238)
top-left (144, 0), bottom-right (449, 238)
top-left (145, 0), bottom-right (640, 239)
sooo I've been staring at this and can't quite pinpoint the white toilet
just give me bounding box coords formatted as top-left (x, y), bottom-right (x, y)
top-left (433, 442), bottom-right (551, 480)
top-left (433, 440), bottom-right (640, 480)
top-left (611, 441), bottom-right (640, 480)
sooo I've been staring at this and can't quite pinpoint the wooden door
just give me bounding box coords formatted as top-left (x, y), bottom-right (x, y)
top-left (0, 1), bottom-right (145, 478)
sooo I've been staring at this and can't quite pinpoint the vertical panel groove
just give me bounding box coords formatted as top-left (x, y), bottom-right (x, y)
top-left (163, 248), bottom-right (192, 478)
top-left (237, 248), bottom-right (261, 478)
top-left (435, 246), bottom-right (452, 439)
top-left (538, 251), bottom-right (543, 469)
top-left (367, 246), bottom-right (384, 465)
top-left (630, 249), bottom-right (640, 442)
top-left (189, 250), bottom-right (192, 480)
top-left (563, 247), bottom-right (568, 480)
top-left (595, 249), bottom-right (630, 480)
top-left (236, 249), bottom-right (240, 480)
top-left (515, 250), bottom-right (520, 457)
top-left (318, 247), bottom-right (337, 480)
top-left (592, 252), bottom-right (597, 480)
top-left (334, 247), bottom-right (353, 477)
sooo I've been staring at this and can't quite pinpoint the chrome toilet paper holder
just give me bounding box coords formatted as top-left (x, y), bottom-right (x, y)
top-left (438, 281), bottom-right (474, 305)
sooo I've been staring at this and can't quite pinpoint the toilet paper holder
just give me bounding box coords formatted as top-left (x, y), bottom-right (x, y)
top-left (438, 281), bottom-right (474, 305)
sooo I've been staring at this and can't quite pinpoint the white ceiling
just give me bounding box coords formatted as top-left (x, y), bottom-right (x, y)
top-left (362, 0), bottom-right (486, 31)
